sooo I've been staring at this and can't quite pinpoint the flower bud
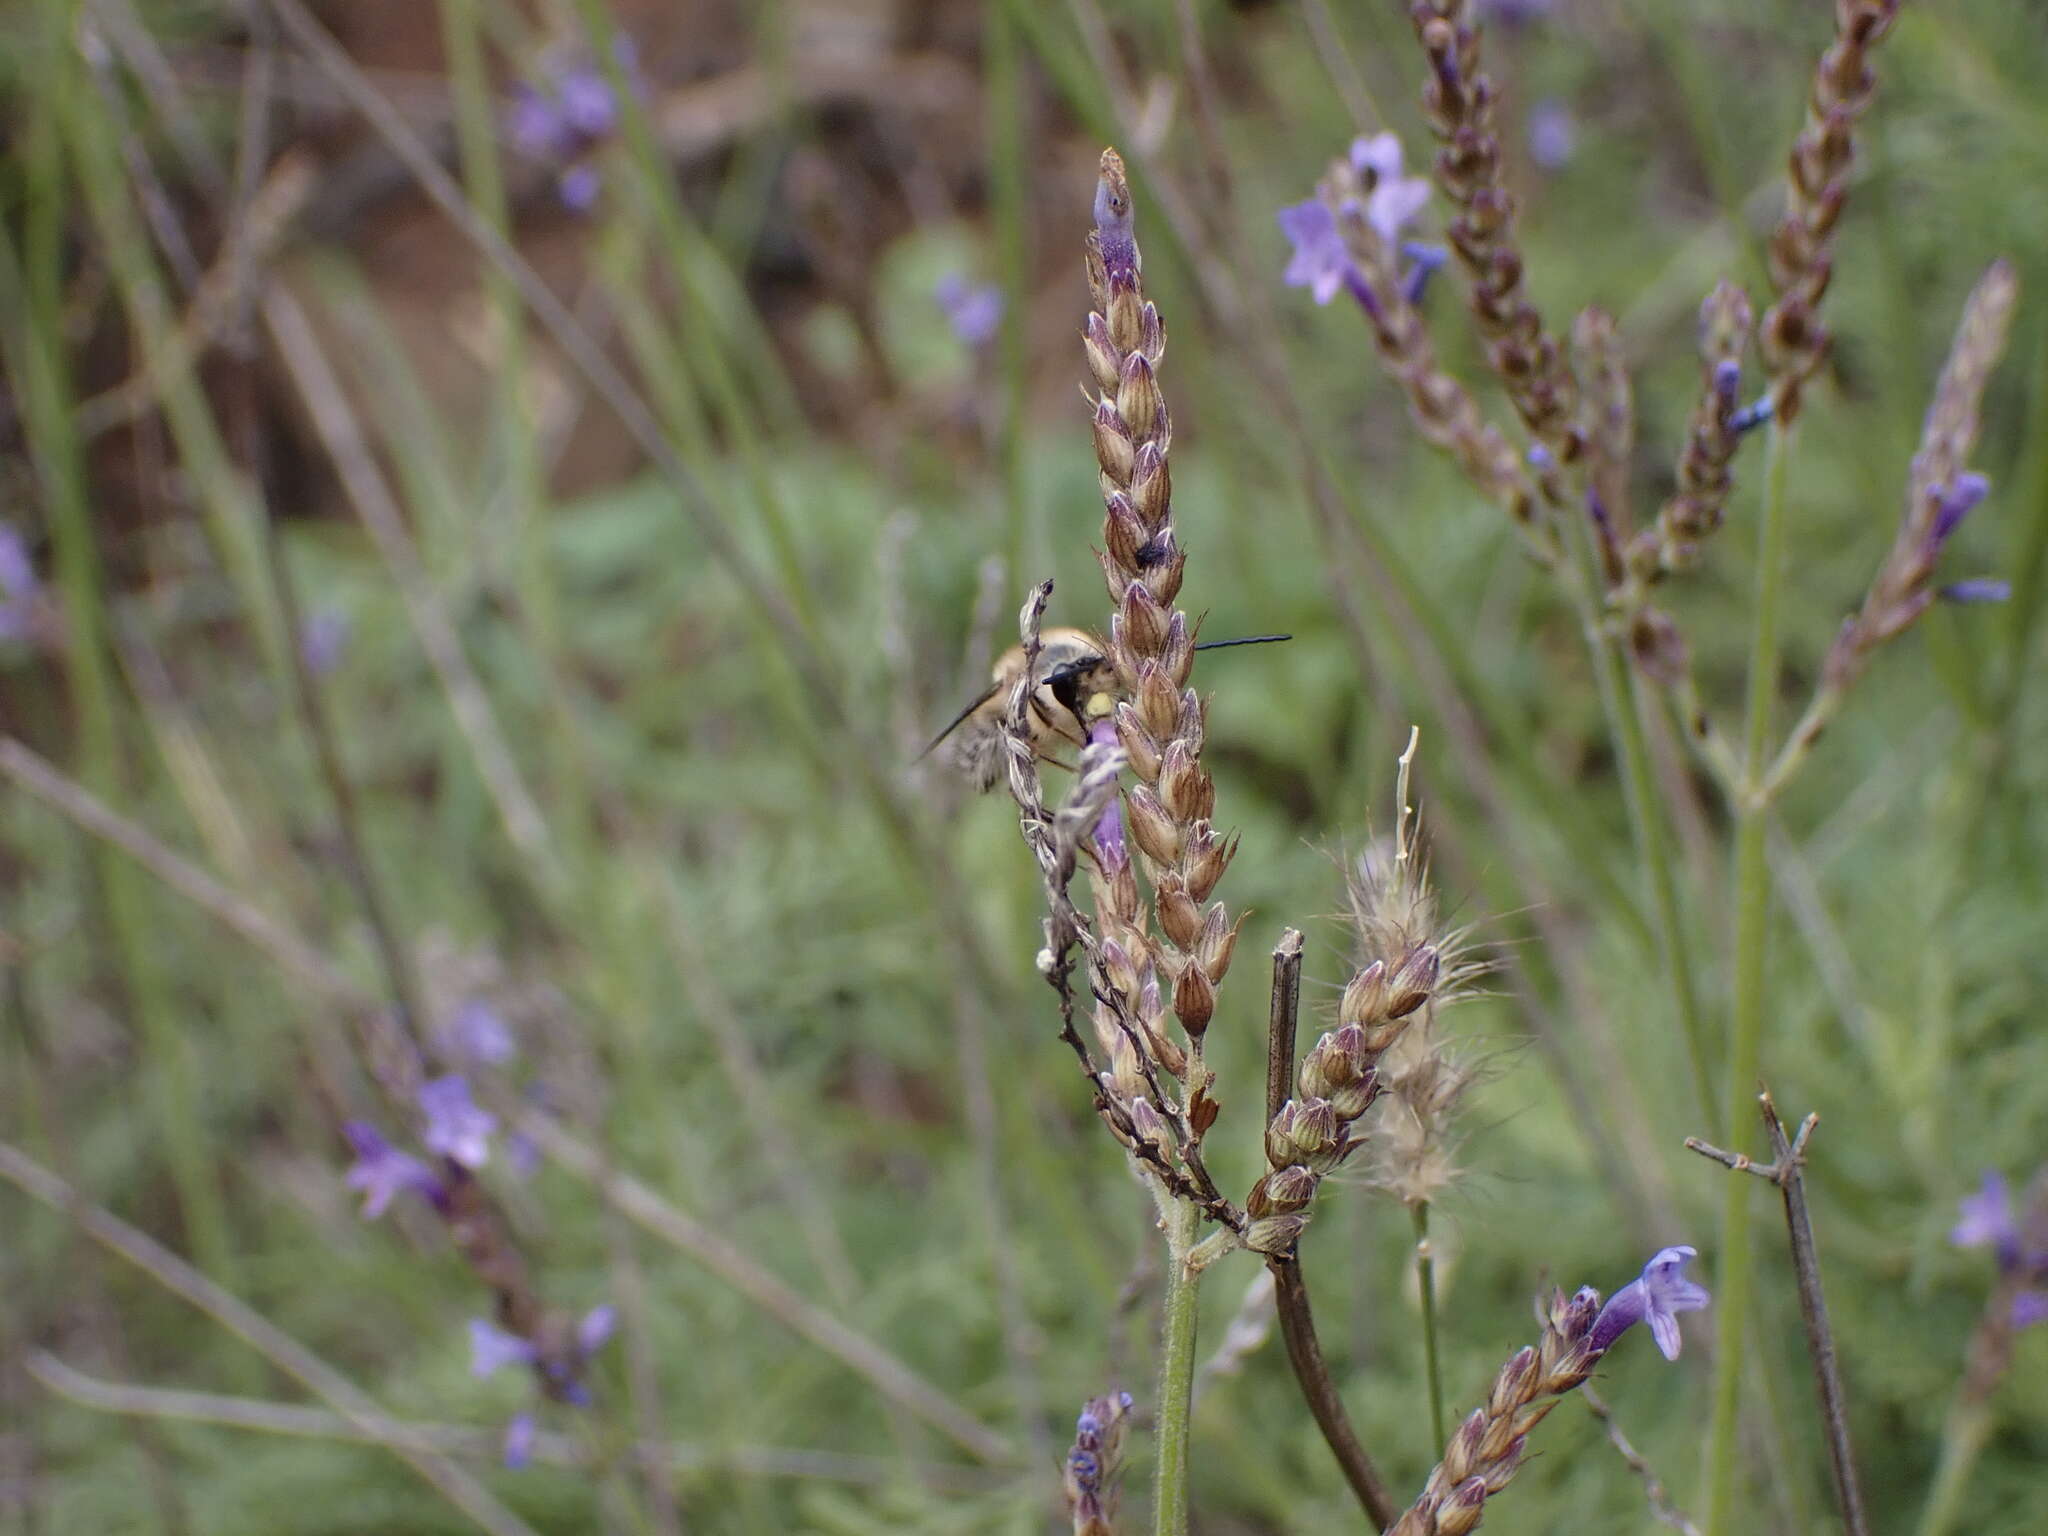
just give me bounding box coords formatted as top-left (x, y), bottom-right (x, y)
top-left (1248, 1163), bottom-right (1318, 1217)
top-left (1138, 300), bottom-right (1164, 365)
top-left (1195, 903), bottom-right (1240, 985)
top-left (1154, 874), bottom-right (1200, 949)
top-left (1103, 492), bottom-right (1147, 572)
top-left (1142, 545), bottom-right (1186, 609)
top-left (1117, 581), bottom-right (1169, 660)
top-left (1083, 312), bottom-right (1121, 394)
top-left (1183, 824), bottom-right (1235, 902)
top-left (1385, 945), bottom-right (1440, 1019)
top-left (1157, 740), bottom-right (1213, 824)
top-left (1127, 1097), bottom-right (1174, 1162)
top-left (1108, 286), bottom-right (1144, 356)
top-left (1113, 703), bottom-right (1162, 783)
top-left (1340, 960), bottom-right (1388, 1026)
top-left (1172, 960), bottom-right (1215, 1037)
top-left (1116, 352), bottom-right (1164, 444)
top-left (1135, 664), bottom-right (1179, 742)
top-left (1130, 443), bottom-right (1171, 528)
top-left (1092, 397), bottom-right (1135, 487)
top-left (1244, 1212), bottom-right (1309, 1256)
top-left (1124, 785), bottom-right (1181, 865)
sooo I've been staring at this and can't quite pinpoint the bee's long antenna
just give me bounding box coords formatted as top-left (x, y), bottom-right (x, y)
top-left (917, 682), bottom-right (1002, 761)
top-left (1192, 633), bottom-right (1291, 651)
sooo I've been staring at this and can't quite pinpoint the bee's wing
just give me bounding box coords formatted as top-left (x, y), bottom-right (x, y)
top-left (917, 681), bottom-right (1003, 763)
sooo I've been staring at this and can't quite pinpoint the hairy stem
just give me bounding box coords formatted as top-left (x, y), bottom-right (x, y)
top-left (1704, 420), bottom-right (1795, 1536)
top-left (1913, 1394), bottom-right (1994, 1536)
top-left (1152, 1196), bottom-right (1203, 1536)
top-left (1412, 1201), bottom-right (1447, 1456)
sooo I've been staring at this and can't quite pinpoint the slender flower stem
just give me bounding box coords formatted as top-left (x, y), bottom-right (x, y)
top-left (1412, 1201), bottom-right (1447, 1455)
top-left (1704, 420), bottom-right (1796, 1536)
top-left (1914, 1395), bottom-right (1994, 1536)
top-left (1603, 636), bottom-right (1717, 1124)
top-left (1152, 1196), bottom-right (1203, 1536)
top-left (1261, 934), bottom-right (1396, 1527)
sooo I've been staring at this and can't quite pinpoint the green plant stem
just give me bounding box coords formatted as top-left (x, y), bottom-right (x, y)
top-left (1152, 1195), bottom-right (1203, 1536)
top-left (1914, 1393), bottom-right (1994, 1536)
top-left (1412, 1201), bottom-right (1447, 1456)
top-left (1704, 419), bottom-right (1795, 1536)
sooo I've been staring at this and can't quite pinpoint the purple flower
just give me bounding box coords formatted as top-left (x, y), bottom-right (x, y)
top-left (342, 1122), bottom-right (442, 1218)
top-left (419, 1075), bottom-right (496, 1169)
top-left (298, 609), bottom-right (350, 675)
top-left (1279, 200), bottom-right (1359, 307)
top-left (1086, 719), bottom-right (1128, 870)
top-left (555, 65), bottom-right (617, 139)
top-left (1350, 133), bottom-right (1431, 243)
top-left (470, 1318), bottom-right (538, 1379)
top-left (1929, 473), bottom-right (1990, 547)
top-left (1588, 1245), bottom-right (1711, 1361)
top-left (1477, 0), bottom-right (1554, 22)
top-left (2015, 1291), bottom-right (2048, 1330)
top-left (576, 1304), bottom-right (618, 1358)
top-left (506, 85), bottom-right (568, 160)
top-left (444, 999), bottom-right (517, 1067)
top-left (1953, 1171), bottom-right (2020, 1263)
top-left (936, 275), bottom-right (1004, 349)
top-left (502, 1411), bottom-right (537, 1469)
top-left (0, 522), bottom-right (38, 643)
top-left (556, 165), bottom-right (603, 212)
top-left (1940, 578), bottom-right (2011, 604)
top-left (1398, 242), bottom-right (1449, 307)
top-left (1528, 100), bottom-right (1577, 170)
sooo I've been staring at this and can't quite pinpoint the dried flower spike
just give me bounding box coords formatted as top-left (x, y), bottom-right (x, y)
top-left (1063, 1391), bottom-right (1134, 1536)
top-left (1758, 1), bottom-right (1902, 421)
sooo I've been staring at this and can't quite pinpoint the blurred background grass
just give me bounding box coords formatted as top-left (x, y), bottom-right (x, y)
top-left (2, 0), bottom-right (2046, 1531)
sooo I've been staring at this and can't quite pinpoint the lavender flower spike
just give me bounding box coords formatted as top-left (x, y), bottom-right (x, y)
top-left (420, 1075), bottom-right (496, 1169)
top-left (1588, 1245), bottom-right (1711, 1360)
top-left (341, 1123), bottom-right (441, 1219)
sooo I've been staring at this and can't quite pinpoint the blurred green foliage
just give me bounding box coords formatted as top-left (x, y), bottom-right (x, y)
top-left (3, 0), bottom-right (2047, 1532)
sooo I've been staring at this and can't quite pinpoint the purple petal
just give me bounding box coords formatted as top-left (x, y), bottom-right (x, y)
top-left (419, 1075), bottom-right (496, 1170)
top-left (506, 84), bottom-right (566, 159)
top-left (557, 165), bottom-right (603, 212)
top-left (577, 1304), bottom-right (618, 1358)
top-left (502, 1411), bottom-right (537, 1469)
top-left (1528, 100), bottom-right (1577, 170)
top-left (1939, 578), bottom-right (2010, 605)
top-left (1953, 1170), bottom-right (2019, 1265)
top-left (445, 999), bottom-right (517, 1066)
top-left (1350, 132), bottom-right (1405, 182)
top-left (1399, 242), bottom-right (1449, 307)
top-left (298, 609), bottom-right (350, 676)
top-left (1366, 174), bottom-right (1431, 244)
top-left (341, 1121), bottom-right (439, 1219)
top-left (1930, 473), bottom-right (1990, 545)
top-left (1588, 1245), bottom-right (1710, 1361)
top-left (0, 523), bottom-right (35, 599)
top-left (555, 67), bottom-right (617, 139)
top-left (2014, 1290), bottom-right (2048, 1331)
top-left (936, 275), bottom-right (1005, 348)
top-left (469, 1318), bottom-right (538, 1379)
top-left (1278, 200), bottom-right (1356, 308)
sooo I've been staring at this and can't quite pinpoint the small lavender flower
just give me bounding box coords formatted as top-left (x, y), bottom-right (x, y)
top-left (1279, 200), bottom-right (1360, 307)
top-left (470, 1317), bottom-right (539, 1378)
top-left (1350, 132), bottom-right (1431, 243)
top-left (1588, 1245), bottom-right (1712, 1360)
top-left (1528, 99), bottom-right (1577, 170)
top-left (556, 165), bottom-right (602, 213)
top-left (1477, 0), bottom-right (1554, 22)
top-left (502, 1411), bottom-right (537, 1470)
top-left (936, 274), bottom-right (1004, 349)
top-left (0, 521), bottom-right (38, 642)
top-left (342, 1123), bottom-right (443, 1218)
top-left (419, 1075), bottom-right (496, 1170)
top-left (1398, 241), bottom-right (1449, 307)
top-left (444, 998), bottom-right (517, 1067)
top-left (1940, 578), bottom-right (2011, 604)
top-left (298, 609), bottom-right (350, 675)
top-left (1927, 472), bottom-right (1989, 550)
top-left (1952, 1169), bottom-right (2048, 1327)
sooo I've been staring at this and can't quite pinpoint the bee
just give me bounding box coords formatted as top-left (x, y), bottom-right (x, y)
top-left (921, 626), bottom-right (1288, 792)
